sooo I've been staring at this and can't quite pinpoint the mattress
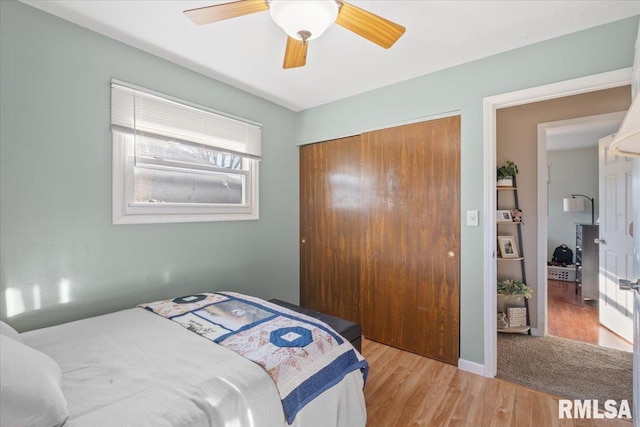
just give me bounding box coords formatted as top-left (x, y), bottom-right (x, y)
top-left (22, 307), bottom-right (366, 427)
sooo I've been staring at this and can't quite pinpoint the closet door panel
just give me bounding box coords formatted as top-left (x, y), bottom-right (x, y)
top-left (359, 116), bottom-right (460, 364)
top-left (300, 136), bottom-right (361, 323)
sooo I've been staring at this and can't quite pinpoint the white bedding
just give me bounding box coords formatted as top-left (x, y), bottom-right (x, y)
top-left (22, 308), bottom-right (366, 427)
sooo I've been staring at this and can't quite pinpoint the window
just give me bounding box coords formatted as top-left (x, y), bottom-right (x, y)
top-left (111, 81), bottom-right (261, 224)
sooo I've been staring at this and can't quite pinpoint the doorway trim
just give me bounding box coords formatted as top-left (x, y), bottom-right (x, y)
top-left (483, 67), bottom-right (632, 378)
top-left (536, 111), bottom-right (627, 338)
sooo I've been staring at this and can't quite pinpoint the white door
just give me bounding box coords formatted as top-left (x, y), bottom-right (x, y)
top-left (632, 158), bottom-right (639, 426)
top-left (625, 21), bottom-right (638, 427)
top-left (598, 135), bottom-right (635, 342)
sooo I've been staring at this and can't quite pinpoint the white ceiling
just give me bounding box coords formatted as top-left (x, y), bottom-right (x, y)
top-left (547, 119), bottom-right (623, 151)
top-left (20, 1), bottom-right (640, 112)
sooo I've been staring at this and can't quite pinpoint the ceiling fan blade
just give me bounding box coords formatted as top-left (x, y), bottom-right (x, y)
top-left (184, 0), bottom-right (269, 25)
top-left (335, 1), bottom-right (405, 49)
top-left (283, 37), bottom-right (308, 69)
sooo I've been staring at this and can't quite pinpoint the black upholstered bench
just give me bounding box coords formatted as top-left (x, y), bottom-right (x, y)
top-left (269, 299), bottom-right (362, 353)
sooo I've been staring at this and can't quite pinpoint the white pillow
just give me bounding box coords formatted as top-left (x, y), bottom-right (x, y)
top-left (0, 320), bottom-right (22, 343)
top-left (0, 335), bottom-right (69, 427)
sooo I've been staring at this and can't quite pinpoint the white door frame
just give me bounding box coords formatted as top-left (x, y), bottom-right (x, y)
top-left (536, 112), bottom-right (627, 338)
top-left (482, 68), bottom-right (632, 378)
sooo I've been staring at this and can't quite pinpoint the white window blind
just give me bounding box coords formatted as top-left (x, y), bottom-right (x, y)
top-left (111, 80), bottom-right (261, 224)
top-left (111, 81), bottom-right (262, 159)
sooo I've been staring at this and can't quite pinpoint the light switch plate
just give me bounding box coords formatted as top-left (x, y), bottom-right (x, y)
top-left (467, 210), bottom-right (479, 226)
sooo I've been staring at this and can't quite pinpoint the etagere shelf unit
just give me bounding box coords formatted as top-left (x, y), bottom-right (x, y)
top-left (497, 176), bottom-right (531, 334)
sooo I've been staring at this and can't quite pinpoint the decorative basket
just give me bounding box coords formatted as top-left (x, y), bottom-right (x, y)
top-left (508, 307), bottom-right (527, 327)
top-left (547, 265), bottom-right (576, 282)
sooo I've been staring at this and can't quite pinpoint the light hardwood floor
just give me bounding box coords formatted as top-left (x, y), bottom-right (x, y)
top-left (362, 338), bottom-right (631, 426)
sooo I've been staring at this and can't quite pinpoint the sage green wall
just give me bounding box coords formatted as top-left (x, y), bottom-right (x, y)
top-left (296, 16), bottom-right (640, 364)
top-left (0, 0), bottom-right (298, 331)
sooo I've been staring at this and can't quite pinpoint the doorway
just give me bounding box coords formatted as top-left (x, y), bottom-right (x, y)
top-left (538, 112), bottom-right (632, 352)
top-left (483, 68), bottom-right (633, 378)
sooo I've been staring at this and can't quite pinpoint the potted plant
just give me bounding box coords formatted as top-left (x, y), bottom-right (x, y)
top-left (497, 278), bottom-right (534, 313)
top-left (497, 160), bottom-right (519, 187)
top-left (497, 279), bottom-right (534, 298)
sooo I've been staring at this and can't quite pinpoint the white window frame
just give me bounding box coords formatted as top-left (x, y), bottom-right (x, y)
top-left (111, 81), bottom-right (261, 225)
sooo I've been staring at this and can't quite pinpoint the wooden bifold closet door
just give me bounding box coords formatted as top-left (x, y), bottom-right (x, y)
top-left (300, 116), bottom-right (460, 365)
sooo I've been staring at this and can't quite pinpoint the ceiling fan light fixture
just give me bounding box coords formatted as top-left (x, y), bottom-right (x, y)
top-left (269, 0), bottom-right (339, 41)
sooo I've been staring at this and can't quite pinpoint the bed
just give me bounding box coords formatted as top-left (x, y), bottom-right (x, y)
top-left (0, 292), bottom-right (368, 427)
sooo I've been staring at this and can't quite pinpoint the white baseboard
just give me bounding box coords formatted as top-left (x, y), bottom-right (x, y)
top-left (459, 329), bottom-right (538, 377)
top-left (458, 358), bottom-right (486, 376)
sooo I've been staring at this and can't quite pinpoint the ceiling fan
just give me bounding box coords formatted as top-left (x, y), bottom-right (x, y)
top-left (184, 0), bottom-right (406, 69)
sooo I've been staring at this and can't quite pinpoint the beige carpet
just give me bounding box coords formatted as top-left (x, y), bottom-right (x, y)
top-left (497, 334), bottom-right (632, 405)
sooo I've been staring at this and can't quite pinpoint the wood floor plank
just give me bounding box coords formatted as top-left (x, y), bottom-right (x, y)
top-left (398, 360), bottom-right (456, 425)
top-left (548, 279), bottom-right (631, 352)
top-left (362, 338), bottom-right (631, 426)
top-left (476, 379), bottom-right (518, 427)
top-left (446, 370), bottom-right (490, 426)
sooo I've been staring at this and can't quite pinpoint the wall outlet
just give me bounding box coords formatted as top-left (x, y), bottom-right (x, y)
top-left (467, 210), bottom-right (479, 226)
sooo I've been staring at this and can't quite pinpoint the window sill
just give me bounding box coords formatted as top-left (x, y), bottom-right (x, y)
top-left (112, 211), bottom-right (259, 225)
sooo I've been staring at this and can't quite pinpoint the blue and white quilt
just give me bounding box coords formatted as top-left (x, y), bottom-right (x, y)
top-left (139, 292), bottom-right (368, 424)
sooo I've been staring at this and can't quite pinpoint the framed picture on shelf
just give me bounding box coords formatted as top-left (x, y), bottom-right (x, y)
top-left (497, 210), bottom-right (512, 223)
top-left (498, 235), bottom-right (519, 258)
